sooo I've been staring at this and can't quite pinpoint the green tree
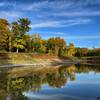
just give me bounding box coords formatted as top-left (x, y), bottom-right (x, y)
top-left (12, 18), bottom-right (31, 37)
top-left (11, 18), bottom-right (31, 52)
top-left (12, 38), bottom-right (26, 53)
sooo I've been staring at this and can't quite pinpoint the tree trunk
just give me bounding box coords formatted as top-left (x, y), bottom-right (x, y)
top-left (9, 36), bottom-right (12, 52)
top-left (16, 48), bottom-right (19, 53)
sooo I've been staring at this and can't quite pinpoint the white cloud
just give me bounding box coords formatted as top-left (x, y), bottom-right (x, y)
top-left (45, 32), bottom-right (65, 35)
top-left (0, 0), bottom-right (100, 28)
top-left (67, 35), bottom-right (100, 40)
top-left (22, 1), bottom-right (49, 11)
top-left (0, 2), bottom-right (5, 6)
top-left (16, 0), bottom-right (99, 29)
top-left (31, 21), bottom-right (62, 28)
top-left (0, 1), bottom-right (16, 7)
top-left (0, 1), bottom-right (21, 19)
top-left (0, 11), bottom-right (22, 19)
top-left (31, 18), bottom-right (91, 29)
top-left (20, 0), bottom-right (100, 17)
top-left (54, 32), bottom-right (65, 35)
top-left (50, 11), bottom-right (100, 17)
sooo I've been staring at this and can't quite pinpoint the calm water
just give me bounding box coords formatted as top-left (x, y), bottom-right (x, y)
top-left (0, 62), bottom-right (100, 100)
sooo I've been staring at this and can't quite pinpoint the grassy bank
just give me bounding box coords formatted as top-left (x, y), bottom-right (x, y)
top-left (0, 53), bottom-right (79, 66)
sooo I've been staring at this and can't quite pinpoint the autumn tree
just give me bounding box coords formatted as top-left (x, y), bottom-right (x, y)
top-left (22, 34), bottom-right (33, 53)
top-left (75, 48), bottom-right (89, 57)
top-left (86, 48), bottom-right (100, 56)
top-left (0, 19), bottom-right (11, 52)
top-left (31, 34), bottom-right (42, 41)
top-left (74, 47), bottom-right (82, 57)
top-left (81, 48), bottom-right (88, 56)
top-left (47, 37), bottom-right (67, 56)
top-left (67, 43), bottom-right (76, 56)
top-left (31, 34), bottom-right (47, 53)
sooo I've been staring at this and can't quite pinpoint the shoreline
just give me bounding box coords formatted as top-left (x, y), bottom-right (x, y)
top-left (0, 60), bottom-right (80, 68)
top-left (0, 53), bottom-right (81, 68)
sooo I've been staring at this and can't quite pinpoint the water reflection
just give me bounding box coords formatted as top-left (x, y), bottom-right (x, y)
top-left (0, 63), bottom-right (100, 100)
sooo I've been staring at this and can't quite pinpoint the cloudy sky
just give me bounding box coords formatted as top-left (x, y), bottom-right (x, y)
top-left (0, 0), bottom-right (100, 48)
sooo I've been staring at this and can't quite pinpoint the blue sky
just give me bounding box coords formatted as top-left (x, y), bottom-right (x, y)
top-left (0, 0), bottom-right (100, 48)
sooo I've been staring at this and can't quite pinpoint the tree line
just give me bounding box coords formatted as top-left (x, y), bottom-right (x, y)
top-left (0, 18), bottom-right (76, 57)
top-left (75, 47), bottom-right (100, 57)
top-left (0, 18), bottom-right (99, 57)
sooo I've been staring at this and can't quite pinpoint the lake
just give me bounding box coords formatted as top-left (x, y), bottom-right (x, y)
top-left (0, 62), bottom-right (100, 100)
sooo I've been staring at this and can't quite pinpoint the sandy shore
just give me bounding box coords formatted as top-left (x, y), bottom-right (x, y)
top-left (0, 59), bottom-right (80, 68)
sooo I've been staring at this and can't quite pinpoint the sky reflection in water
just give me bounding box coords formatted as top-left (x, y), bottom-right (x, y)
top-left (0, 63), bottom-right (100, 100)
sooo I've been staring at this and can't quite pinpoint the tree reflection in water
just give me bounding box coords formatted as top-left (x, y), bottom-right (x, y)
top-left (0, 63), bottom-right (100, 100)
